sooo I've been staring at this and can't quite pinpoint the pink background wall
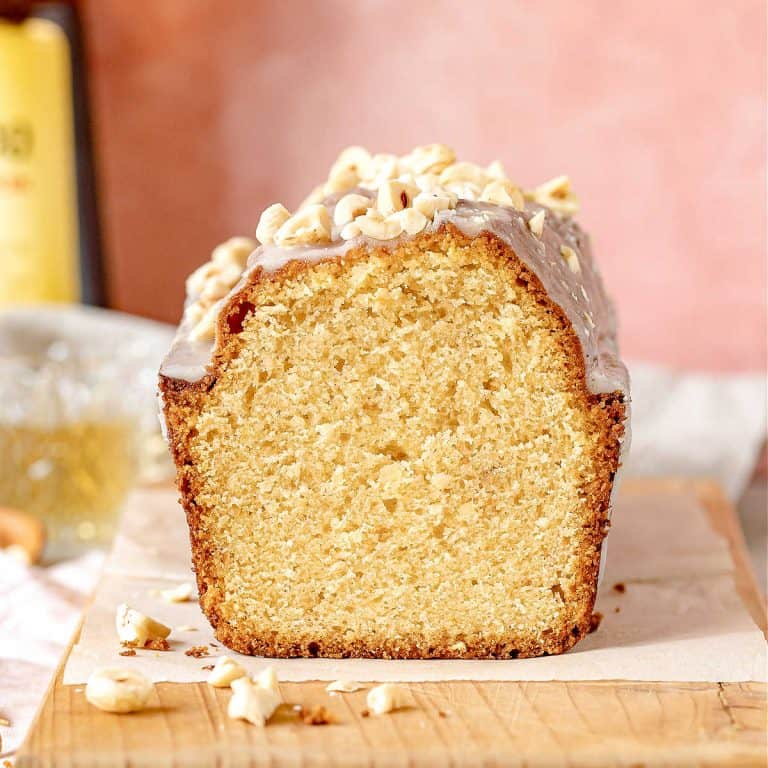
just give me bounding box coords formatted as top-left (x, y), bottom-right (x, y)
top-left (84, 0), bottom-right (766, 371)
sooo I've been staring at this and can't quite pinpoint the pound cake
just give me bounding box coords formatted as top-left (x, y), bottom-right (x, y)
top-left (159, 144), bottom-right (629, 659)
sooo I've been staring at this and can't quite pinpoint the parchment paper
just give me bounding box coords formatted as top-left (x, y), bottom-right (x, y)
top-left (63, 484), bottom-right (767, 684)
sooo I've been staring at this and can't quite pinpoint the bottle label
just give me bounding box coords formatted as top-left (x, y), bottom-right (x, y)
top-left (0, 17), bottom-right (80, 304)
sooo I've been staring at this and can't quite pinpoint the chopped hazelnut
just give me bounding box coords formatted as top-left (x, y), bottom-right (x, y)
top-left (387, 208), bottom-right (428, 236)
top-left (402, 144), bottom-right (456, 175)
top-left (254, 666), bottom-right (280, 697)
top-left (485, 160), bottom-right (507, 179)
top-left (339, 221), bottom-right (362, 240)
top-left (256, 204), bottom-right (292, 246)
top-left (530, 175), bottom-right (579, 216)
top-left (325, 680), bottom-right (365, 693)
top-left (479, 180), bottom-right (524, 210)
top-left (188, 304), bottom-right (219, 343)
top-left (443, 180), bottom-right (482, 201)
top-left (355, 210), bottom-right (403, 241)
top-left (376, 180), bottom-right (418, 216)
top-left (85, 667), bottom-right (153, 714)
top-left (359, 153), bottom-right (400, 189)
top-left (329, 145), bottom-right (371, 179)
top-left (438, 161), bottom-right (490, 189)
top-left (206, 656), bottom-right (247, 688)
top-left (211, 236), bottom-right (256, 268)
top-left (323, 166), bottom-right (359, 196)
top-left (333, 193), bottom-right (371, 227)
top-left (274, 204), bottom-right (332, 248)
top-left (560, 245), bottom-right (581, 273)
top-left (527, 210), bottom-right (546, 238)
top-left (115, 604), bottom-right (171, 648)
top-left (366, 683), bottom-right (407, 715)
top-left (227, 677), bottom-right (281, 726)
top-left (412, 191), bottom-right (456, 218)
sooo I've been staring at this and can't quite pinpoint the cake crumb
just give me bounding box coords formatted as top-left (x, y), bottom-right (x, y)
top-left (360, 709), bottom-right (370, 718)
top-left (119, 649), bottom-right (137, 657)
top-left (438, 709), bottom-right (449, 718)
top-left (297, 705), bottom-right (334, 725)
top-left (0, 716), bottom-right (10, 726)
top-left (185, 645), bottom-right (210, 658)
top-left (144, 638), bottom-right (170, 651)
top-left (612, 582), bottom-right (626, 593)
top-left (588, 612), bottom-right (603, 634)
top-left (614, 606), bottom-right (621, 613)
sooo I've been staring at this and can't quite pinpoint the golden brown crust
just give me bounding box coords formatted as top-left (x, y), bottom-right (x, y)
top-left (160, 224), bottom-right (626, 659)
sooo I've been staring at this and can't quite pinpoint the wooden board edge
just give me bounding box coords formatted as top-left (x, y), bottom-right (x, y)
top-left (696, 480), bottom-right (768, 637)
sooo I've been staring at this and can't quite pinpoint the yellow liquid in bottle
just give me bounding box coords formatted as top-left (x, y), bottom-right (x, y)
top-left (0, 17), bottom-right (80, 304)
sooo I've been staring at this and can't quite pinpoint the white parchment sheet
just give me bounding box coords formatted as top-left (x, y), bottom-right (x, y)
top-left (64, 483), bottom-right (767, 684)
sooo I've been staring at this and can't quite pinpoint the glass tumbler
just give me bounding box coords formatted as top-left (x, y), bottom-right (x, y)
top-left (0, 306), bottom-right (174, 561)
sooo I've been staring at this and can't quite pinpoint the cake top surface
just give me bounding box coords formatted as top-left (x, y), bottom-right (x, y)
top-left (180, 144), bottom-right (577, 343)
top-left (161, 144), bottom-right (628, 399)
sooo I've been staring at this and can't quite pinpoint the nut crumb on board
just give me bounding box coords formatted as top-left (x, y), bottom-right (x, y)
top-left (614, 606), bottom-right (621, 613)
top-left (144, 638), bottom-right (170, 651)
top-left (201, 664), bottom-right (215, 671)
top-left (360, 709), bottom-right (370, 718)
top-left (589, 612), bottom-right (603, 634)
top-left (227, 677), bottom-right (281, 726)
top-left (0, 716), bottom-right (10, 726)
top-left (297, 705), bottom-right (334, 725)
top-left (185, 645), bottom-right (210, 658)
top-left (613, 582), bottom-right (626, 593)
top-left (438, 710), bottom-right (449, 718)
top-left (119, 649), bottom-right (137, 657)
top-left (206, 656), bottom-right (247, 687)
top-left (325, 680), bottom-right (365, 694)
top-left (255, 667), bottom-right (280, 695)
top-left (116, 603), bottom-right (171, 647)
top-left (85, 668), bottom-right (153, 714)
top-left (366, 683), bottom-right (407, 715)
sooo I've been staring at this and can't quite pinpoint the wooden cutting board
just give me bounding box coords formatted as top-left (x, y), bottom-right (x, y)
top-left (17, 480), bottom-right (768, 767)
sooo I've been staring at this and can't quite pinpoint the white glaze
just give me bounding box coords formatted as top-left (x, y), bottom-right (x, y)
top-left (161, 198), bottom-right (629, 404)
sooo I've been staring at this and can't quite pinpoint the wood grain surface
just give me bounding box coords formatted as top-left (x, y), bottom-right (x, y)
top-left (17, 479), bottom-right (768, 768)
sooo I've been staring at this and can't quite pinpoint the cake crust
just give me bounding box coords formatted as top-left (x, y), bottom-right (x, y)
top-left (161, 224), bottom-right (626, 659)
